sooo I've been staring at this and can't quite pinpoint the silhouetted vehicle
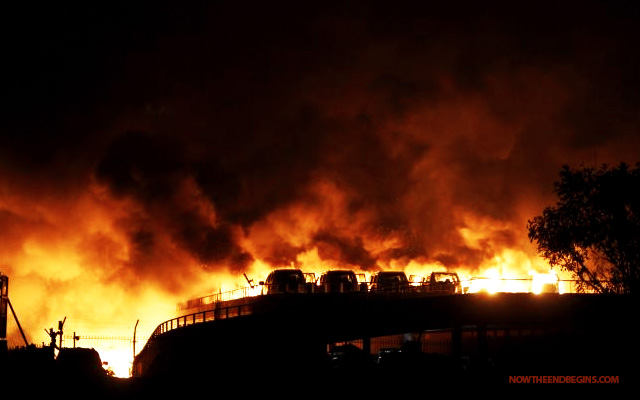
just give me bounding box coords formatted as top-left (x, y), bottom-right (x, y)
top-left (423, 272), bottom-right (463, 294)
top-left (370, 271), bottom-right (410, 292)
top-left (56, 347), bottom-right (106, 380)
top-left (375, 348), bottom-right (403, 368)
top-left (328, 344), bottom-right (372, 369)
top-left (260, 269), bottom-right (310, 294)
top-left (318, 270), bottom-right (365, 293)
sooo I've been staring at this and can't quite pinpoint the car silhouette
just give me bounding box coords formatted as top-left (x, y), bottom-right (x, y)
top-left (318, 270), bottom-right (363, 293)
top-left (260, 269), bottom-right (308, 295)
top-left (424, 272), bottom-right (463, 294)
top-left (370, 271), bottom-right (410, 292)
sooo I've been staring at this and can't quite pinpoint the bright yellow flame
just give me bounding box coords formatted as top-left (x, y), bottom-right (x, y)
top-left (99, 347), bottom-right (134, 378)
top-left (402, 260), bottom-right (448, 279)
top-left (530, 272), bottom-right (559, 294)
top-left (468, 269), bottom-right (501, 294)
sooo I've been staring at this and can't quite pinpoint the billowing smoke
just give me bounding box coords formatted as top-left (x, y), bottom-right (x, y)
top-left (1, 1), bottom-right (640, 349)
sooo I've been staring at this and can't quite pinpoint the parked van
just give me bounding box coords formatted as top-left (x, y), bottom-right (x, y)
top-left (318, 270), bottom-right (365, 293)
top-left (260, 269), bottom-right (309, 295)
top-left (370, 271), bottom-right (410, 292)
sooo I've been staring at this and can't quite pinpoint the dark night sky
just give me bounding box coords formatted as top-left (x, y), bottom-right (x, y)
top-left (1, 0), bottom-right (640, 292)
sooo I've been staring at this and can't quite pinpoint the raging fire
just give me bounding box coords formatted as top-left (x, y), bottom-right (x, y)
top-left (2, 4), bottom-right (634, 379)
top-left (1, 176), bottom-right (575, 378)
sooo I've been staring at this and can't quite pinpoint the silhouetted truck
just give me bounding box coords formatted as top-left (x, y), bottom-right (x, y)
top-left (318, 270), bottom-right (367, 293)
top-left (370, 271), bottom-right (410, 292)
top-left (260, 269), bottom-right (315, 294)
top-left (424, 272), bottom-right (463, 294)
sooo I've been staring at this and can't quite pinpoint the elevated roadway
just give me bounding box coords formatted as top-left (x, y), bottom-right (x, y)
top-left (133, 291), bottom-right (639, 383)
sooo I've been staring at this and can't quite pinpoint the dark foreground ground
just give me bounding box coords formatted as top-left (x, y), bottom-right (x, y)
top-left (4, 293), bottom-right (638, 398)
top-left (3, 340), bottom-right (637, 399)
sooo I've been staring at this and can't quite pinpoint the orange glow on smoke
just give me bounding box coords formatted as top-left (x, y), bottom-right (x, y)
top-left (1, 155), bottom-right (569, 378)
top-left (3, 3), bottom-right (640, 380)
top-left (2, 176), bottom-right (568, 377)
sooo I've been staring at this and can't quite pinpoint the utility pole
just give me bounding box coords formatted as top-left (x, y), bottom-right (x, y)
top-left (2, 273), bottom-right (29, 347)
top-left (7, 298), bottom-right (29, 347)
top-left (58, 317), bottom-right (66, 350)
top-left (46, 317), bottom-right (66, 351)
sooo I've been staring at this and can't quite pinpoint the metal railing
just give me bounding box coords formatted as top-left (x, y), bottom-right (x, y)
top-left (151, 302), bottom-right (254, 339)
top-left (176, 286), bottom-right (260, 311)
top-left (149, 278), bottom-right (589, 342)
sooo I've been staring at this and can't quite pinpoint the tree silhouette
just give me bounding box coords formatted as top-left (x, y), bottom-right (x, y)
top-left (527, 163), bottom-right (640, 294)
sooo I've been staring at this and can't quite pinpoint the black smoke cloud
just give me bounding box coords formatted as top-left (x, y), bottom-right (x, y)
top-left (1, 1), bottom-right (640, 282)
top-left (94, 131), bottom-right (249, 267)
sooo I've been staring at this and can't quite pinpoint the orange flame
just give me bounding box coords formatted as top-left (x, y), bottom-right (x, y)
top-left (2, 171), bottom-right (574, 378)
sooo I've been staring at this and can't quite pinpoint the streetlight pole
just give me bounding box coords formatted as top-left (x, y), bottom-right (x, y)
top-left (132, 319), bottom-right (139, 360)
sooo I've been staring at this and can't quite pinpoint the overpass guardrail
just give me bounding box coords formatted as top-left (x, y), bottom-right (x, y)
top-left (143, 277), bottom-right (588, 350)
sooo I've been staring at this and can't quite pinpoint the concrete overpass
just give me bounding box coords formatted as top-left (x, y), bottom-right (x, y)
top-left (133, 291), bottom-right (639, 386)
